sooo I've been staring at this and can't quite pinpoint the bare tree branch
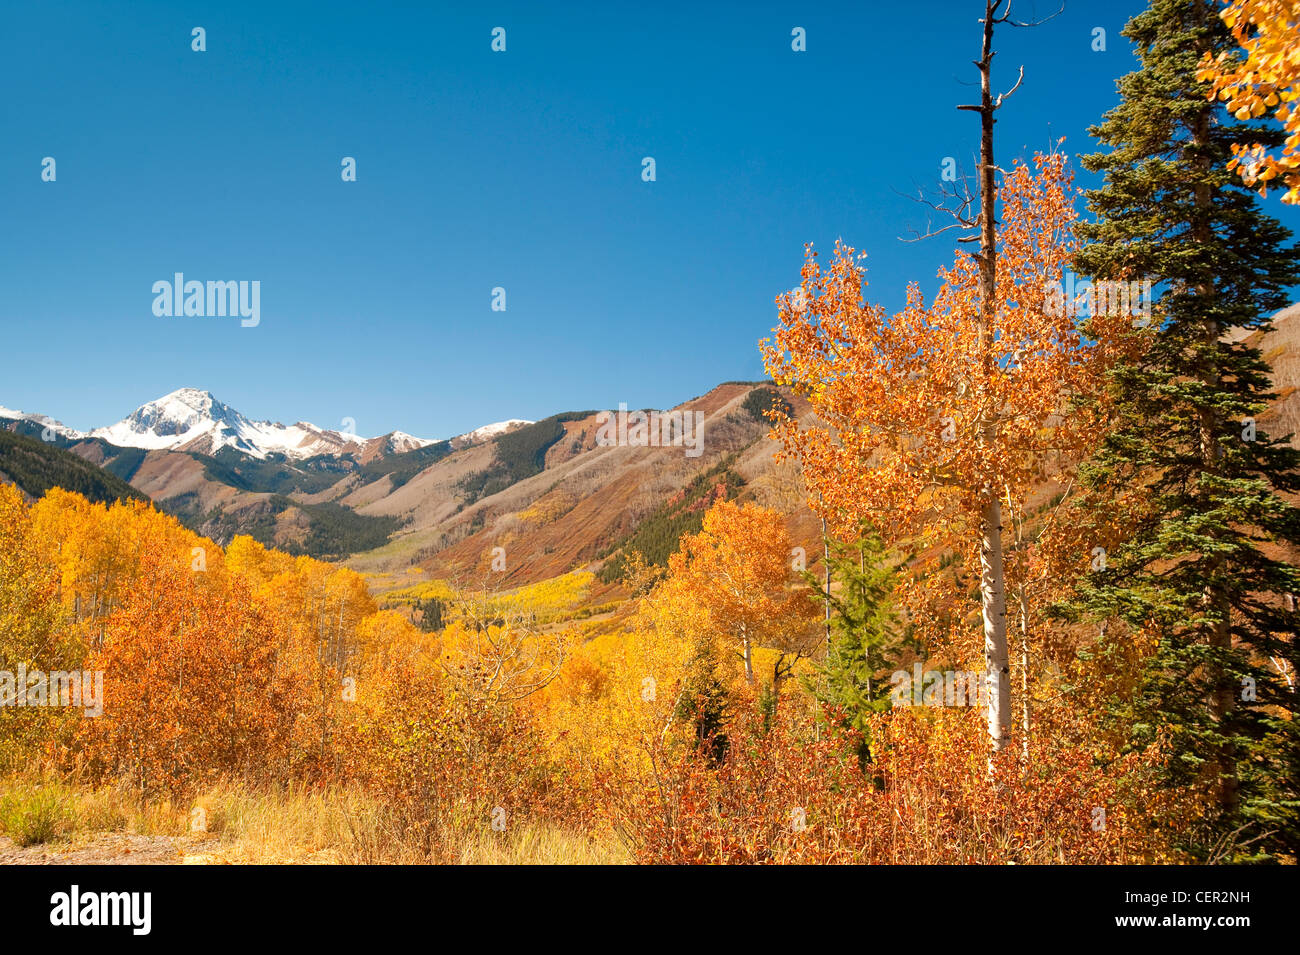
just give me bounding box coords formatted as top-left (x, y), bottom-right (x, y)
top-left (993, 0), bottom-right (1065, 28)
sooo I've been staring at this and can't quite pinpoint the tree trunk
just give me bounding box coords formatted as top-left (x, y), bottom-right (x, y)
top-left (972, 1), bottom-right (1011, 759)
top-left (981, 497), bottom-right (1011, 754)
top-left (1190, 89), bottom-right (1237, 815)
top-left (741, 623), bottom-right (754, 685)
top-left (1010, 495), bottom-right (1031, 762)
top-left (822, 511), bottom-right (831, 654)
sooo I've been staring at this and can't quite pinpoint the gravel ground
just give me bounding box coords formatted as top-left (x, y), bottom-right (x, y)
top-left (0, 833), bottom-right (218, 865)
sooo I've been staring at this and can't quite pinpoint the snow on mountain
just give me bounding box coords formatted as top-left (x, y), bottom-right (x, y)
top-left (5, 387), bottom-right (528, 461)
top-left (452, 419), bottom-right (533, 446)
top-left (0, 405), bottom-right (86, 441)
top-left (384, 431), bottom-right (438, 453)
top-left (88, 388), bottom-right (370, 461)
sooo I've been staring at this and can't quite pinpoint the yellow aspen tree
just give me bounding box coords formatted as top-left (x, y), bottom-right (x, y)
top-left (1198, 0), bottom-right (1300, 203)
top-left (648, 500), bottom-right (817, 700)
top-left (761, 153), bottom-right (1133, 759)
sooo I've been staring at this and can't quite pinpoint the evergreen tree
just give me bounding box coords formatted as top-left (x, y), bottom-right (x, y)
top-left (417, 597), bottom-right (445, 633)
top-left (806, 528), bottom-right (905, 768)
top-left (676, 635), bottom-right (731, 766)
top-left (1070, 0), bottom-right (1300, 861)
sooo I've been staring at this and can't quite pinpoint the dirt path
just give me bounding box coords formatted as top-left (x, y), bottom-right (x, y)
top-left (0, 833), bottom-right (219, 865)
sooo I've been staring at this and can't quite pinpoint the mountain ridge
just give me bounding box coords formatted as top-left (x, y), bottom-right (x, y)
top-left (0, 387), bottom-right (532, 462)
top-left (2, 380), bottom-right (802, 572)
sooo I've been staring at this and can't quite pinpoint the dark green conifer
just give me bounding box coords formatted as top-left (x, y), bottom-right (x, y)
top-left (1069, 0), bottom-right (1300, 861)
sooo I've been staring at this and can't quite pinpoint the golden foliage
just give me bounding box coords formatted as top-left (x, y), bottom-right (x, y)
top-left (1199, 0), bottom-right (1300, 203)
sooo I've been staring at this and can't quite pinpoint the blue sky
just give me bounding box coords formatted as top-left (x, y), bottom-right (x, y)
top-left (3, 0), bottom-right (1297, 440)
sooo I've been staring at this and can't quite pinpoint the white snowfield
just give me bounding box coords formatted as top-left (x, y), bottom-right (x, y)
top-left (0, 405), bottom-right (83, 440)
top-left (455, 419), bottom-right (533, 444)
top-left (2, 388), bottom-right (533, 461)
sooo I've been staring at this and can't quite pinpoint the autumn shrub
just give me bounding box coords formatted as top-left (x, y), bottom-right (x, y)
top-left (605, 700), bottom-right (1164, 865)
top-left (75, 546), bottom-right (302, 795)
top-left (336, 653), bottom-right (590, 861)
top-left (0, 484), bottom-right (1190, 864)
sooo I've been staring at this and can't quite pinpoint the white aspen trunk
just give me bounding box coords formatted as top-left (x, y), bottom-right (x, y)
top-left (1010, 496), bottom-right (1031, 763)
top-left (822, 511), bottom-right (831, 654)
top-left (741, 623), bottom-right (754, 685)
top-left (981, 495), bottom-right (1011, 755)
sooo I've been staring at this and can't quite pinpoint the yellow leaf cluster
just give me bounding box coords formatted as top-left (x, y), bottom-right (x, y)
top-left (1198, 0), bottom-right (1300, 203)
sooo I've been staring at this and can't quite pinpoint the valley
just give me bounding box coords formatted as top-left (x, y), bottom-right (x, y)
top-left (6, 301), bottom-right (1299, 609)
top-left (0, 380), bottom-right (826, 607)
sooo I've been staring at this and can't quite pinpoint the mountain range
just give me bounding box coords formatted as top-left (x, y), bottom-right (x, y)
top-left (4, 303), bottom-right (1298, 596)
top-left (0, 381), bottom-right (817, 590)
top-left (0, 387), bottom-right (529, 462)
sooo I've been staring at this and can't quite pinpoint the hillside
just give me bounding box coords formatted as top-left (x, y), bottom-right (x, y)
top-left (3, 381), bottom-right (818, 573)
top-left (0, 427), bottom-right (145, 506)
top-left (342, 383), bottom-right (823, 590)
top-left (1236, 301), bottom-right (1300, 445)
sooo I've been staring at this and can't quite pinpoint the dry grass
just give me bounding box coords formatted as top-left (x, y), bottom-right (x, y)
top-left (0, 776), bottom-right (186, 846)
top-left (0, 775), bottom-right (626, 864)
top-left (456, 822), bottom-right (630, 865)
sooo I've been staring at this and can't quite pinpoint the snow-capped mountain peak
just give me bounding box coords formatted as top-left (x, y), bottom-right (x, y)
top-left (89, 388), bottom-right (369, 460)
top-left (95, 388), bottom-right (234, 443)
top-left (4, 388), bottom-right (529, 462)
top-left (378, 430), bottom-right (437, 454)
